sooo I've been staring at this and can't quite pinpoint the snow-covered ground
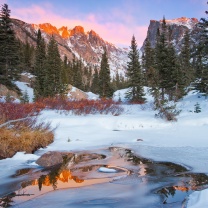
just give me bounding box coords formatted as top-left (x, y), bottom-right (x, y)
top-left (14, 81), bottom-right (34, 102)
top-left (0, 86), bottom-right (208, 207)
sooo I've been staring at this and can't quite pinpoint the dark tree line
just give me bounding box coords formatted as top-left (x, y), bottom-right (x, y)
top-left (142, 13), bottom-right (208, 101)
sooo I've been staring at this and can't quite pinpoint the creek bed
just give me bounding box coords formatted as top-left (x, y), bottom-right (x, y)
top-left (1, 147), bottom-right (208, 208)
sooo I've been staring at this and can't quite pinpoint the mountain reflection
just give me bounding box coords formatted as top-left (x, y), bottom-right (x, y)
top-left (32, 169), bottom-right (84, 191)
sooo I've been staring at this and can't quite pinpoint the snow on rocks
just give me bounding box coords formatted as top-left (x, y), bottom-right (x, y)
top-left (67, 85), bottom-right (99, 100)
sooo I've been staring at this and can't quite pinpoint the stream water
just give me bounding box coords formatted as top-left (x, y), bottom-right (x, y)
top-left (1, 147), bottom-right (208, 208)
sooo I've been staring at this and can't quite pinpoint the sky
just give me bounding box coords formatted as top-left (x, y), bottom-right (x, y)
top-left (0, 0), bottom-right (207, 47)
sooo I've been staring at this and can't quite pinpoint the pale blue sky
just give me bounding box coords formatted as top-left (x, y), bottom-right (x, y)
top-left (1, 0), bottom-right (206, 47)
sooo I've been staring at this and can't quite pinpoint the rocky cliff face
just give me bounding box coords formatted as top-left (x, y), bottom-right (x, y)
top-left (12, 19), bottom-right (128, 77)
top-left (142, 17), bottom-right (200, 52)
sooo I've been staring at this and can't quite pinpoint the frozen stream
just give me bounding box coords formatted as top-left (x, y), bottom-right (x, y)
top-left (1, 147), bottom-right (208, 208)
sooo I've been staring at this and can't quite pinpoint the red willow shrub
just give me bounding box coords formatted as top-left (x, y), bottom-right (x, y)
top-left (35, 96), bottom-right (124, 116)
top-left (0, 96), bottom-right (123, 124)
top-left (0, 102), bottom-right (43, 123)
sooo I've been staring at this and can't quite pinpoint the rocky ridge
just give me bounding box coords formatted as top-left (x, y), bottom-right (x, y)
top-left (11, 17), bottom-right (200, 79)
top-left (142, 17), bottom-right (200, 52)
top-left (12, 18), bottom-right (128, 77)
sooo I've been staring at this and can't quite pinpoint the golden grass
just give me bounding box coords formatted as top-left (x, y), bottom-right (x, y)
top-left (0, 126), bottom-right (54, 159)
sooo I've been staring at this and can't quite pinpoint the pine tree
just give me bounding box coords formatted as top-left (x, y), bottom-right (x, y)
top-left (21, 90), bottom-right (29, 103)
top-left (44, 36), bottom-right (64, 97)
top-left (61, 55), bottom-right (69, 85)
top-left (23, 40), bottom-right (34, 72)
top-left (18, 40), bottom-right (35, 73)
top-left (194, 3), bottom-right (208, 95)
top-left (194, 102), bottom-right (201, 113)
top-left (34, 29), bottom-right (47, 100)
top-left (194, 44), bottom-right (205, 92)
top-left (0, 4), bottom-right (19, 86)
top-left (75, 59), bottom-right (84, 90)
top-left (91, 67), bottom-right (99, 94)
top-left (150, 17), bottom-right (181, 120)
top-left (154, 17), bottom-right (170, 100)
top-left (86, 66), bottom-right (92, 91)
top-left (125, 35), bottom-right (145, 102)
top-left (142, 38), bottom-right (155, 87)
top-left (70, 54), bottom-right (76, 86)
top-left (179, 30), bottom-right (193, 90)
top-left (99, 50), bottom-right (113, 98)
top-left (166, 41), bottom-right (182, 101)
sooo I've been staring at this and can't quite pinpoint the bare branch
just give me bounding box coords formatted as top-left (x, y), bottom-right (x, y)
top-left (0, 117), bottom-right (32, 128)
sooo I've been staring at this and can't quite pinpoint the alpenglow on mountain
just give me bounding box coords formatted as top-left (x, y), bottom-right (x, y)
top-left (12, 18), bottom-right (128, 77)
top-left (11, 17), bottom-right (199, 76)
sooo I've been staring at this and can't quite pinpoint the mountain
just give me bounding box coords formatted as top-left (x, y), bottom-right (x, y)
top-left (141, 17), bottom-right (200, 52)
top-left (12, 18), bottom-right (128, 77)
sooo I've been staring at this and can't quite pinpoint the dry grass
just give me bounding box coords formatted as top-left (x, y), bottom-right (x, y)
top-left (0, 102), bottom-right (54, 159)
top-left (0, 125), bottom-right (54, 159)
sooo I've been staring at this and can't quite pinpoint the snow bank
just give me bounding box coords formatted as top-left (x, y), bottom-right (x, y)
top-left (86, 92), bottom-right (99, 100)
top-left (14, 81), bottom-right (34, 102)
top-left (187, 189), bottom-right (208, 208)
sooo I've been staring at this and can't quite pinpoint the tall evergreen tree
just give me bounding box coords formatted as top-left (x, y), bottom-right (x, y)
top-left (71, 54), bottom-right (77, 86)
top-left (61, 55), bottom-right (69, 85)
top-left (0, 4), bottom-right (19, 86)
top-left (74, 58), bottom-right (84, 90)
top-left (179, 30), bottom-right (193, 90)
top-left (125, 35), bottom-right (145, 102)
top-left (24, 40), bottom-right (34, 71)
top-left (142, 17), bottom-right (182, 120)
top-left (44, 36), bottom-right (64, 97)
top-left (34, 29), bottom-right (47, 100)
top-left (91, 67), bottom-right (99, 94)
top-left (86, 66), bottom-right (93, 91)
top-left (154, 17), bottom-right (170, 100)
top-left (167, 41), bottom-right (182, 101)
top-left (18, 40), bottom-right (35, 72)
top-left (142, 38), bottom-right (155, 87)
top-left (99, 50), bottom-right (113, 98)
top-left (194, 3), bottom-right (208, 95)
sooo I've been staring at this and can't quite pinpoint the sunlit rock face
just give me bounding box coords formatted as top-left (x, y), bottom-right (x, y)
top-left (141, 17), bottom-right (200, 53)
top-left (11, 18), bottom-right (128, 77)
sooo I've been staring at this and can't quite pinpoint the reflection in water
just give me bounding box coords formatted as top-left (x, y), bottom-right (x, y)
top-left (1, 147), bottom-right (208, 207)
top-left (7, 162), bottom-right (127, 205)
top-left (33, 169), bottom-right (84, 191)
top-left (1, 167), bottom-right (85, 206)
top-left (158, 186), bottom-right (192, 204)
top-left (12, 168), bottom-right (35, 177)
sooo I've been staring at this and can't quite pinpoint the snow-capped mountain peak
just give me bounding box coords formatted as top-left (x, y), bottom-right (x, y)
top-left (13, 19), bottom-right (128, 77)
top-left (161, 17), bottom-right (199, 29)
top-left (142, 16), bottom-right (200, 52)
